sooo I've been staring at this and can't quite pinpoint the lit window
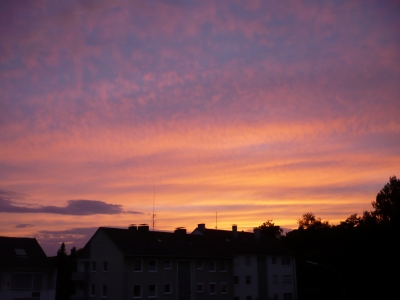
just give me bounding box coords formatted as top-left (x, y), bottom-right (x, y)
top-left (220, 282), bottom-right (227, 294)
top-left (196, 283), bottom-right (203, 293)
top-left (133, 285), bottom-right (142, 298)
top-left (164, 284), bottom-right (172, 294)
top-left (164, 260), bottom-right (171, 269)
top-left (283, 275), bottom-right (292, 284)
top-left (245, 276), bottom-right (251, 285)
top-left (134, 259), bottom-right (142, 272)
top-left (102, 285), bottom-right (107, 298)
top-left (209, 283), bottom-right (216, 294)
top-left (148, 284), bottom-right (157, 298)
top-left (92, 262), bottom-right (96, 272)
top-left (209, 261), bottom-right (216, 272)
top-left (148, 260), bottom-right (157, 272)
top-left (103, 261), bottom-right (108, 272)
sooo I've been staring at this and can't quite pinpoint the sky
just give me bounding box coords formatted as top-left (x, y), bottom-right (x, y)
top-left (0, 0), bottom-right (399, 256)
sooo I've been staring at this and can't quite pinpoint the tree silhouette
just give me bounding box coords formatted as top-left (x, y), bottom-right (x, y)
top-left (257, 220), bottom-right (283, 239)
top-left (372, 175), bottom-right (400, 224)
top-left (297, 212), bottom-right (330, 230)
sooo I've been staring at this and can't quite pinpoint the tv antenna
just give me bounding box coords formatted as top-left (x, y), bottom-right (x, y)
top-left (215, 210), bottom-right (218, 229)
top-left (152, 184), bottom-right (156, 231)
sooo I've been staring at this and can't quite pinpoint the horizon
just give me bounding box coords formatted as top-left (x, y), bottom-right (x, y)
top-left (1, 0), bottom-right (399, 256)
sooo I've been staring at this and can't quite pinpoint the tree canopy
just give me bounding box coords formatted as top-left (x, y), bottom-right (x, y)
top-left (372, 175), bottom-right (400, 224)
top-left (257, 220), bottom-right (283, 239)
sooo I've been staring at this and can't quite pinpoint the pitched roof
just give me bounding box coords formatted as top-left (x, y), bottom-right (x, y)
top-left (83, 226), bottom-right (293, 258)
top-left (97, 227), bottom-right (233, 258)
top-left (0, 236), bottom-right (50, 269)
top-left (191, 227), bottom-right (293, 255)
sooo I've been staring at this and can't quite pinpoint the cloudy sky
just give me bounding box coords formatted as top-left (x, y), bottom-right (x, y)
top-left (1, 0), bottom-right (399, 255)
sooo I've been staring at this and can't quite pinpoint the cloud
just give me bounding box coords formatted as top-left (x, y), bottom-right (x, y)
top-left (15, 223), bottom-right (35, 228)
top-left (0, 189), bottom-right (142, 215)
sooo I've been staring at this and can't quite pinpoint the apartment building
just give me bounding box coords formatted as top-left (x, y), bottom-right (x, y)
top-left (71, 224), bottom-right (297, 300)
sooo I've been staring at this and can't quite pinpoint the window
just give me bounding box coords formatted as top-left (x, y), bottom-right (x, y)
top-left (273, 275), bottom-right (278, 284)
top-left (102, 285), bottom-right (107, 298)
top-left (134, 259), bottom-right (142, 272)
top-left (209, 283), bottom-right (216, 294)
top-left (11, 273), bottom-right (33, 290)
top-left (164, 284), bottom-right (172, 294)
top-left (164, 260), bottom-right (171, 269)
top-left (209, 260), bottom-right (216, 272)
top-left (14, 248), bottom-right (27, 257)
top-left (274, 294), bottom-right (279, 300)
top-left (103, 261), bottom-right (108, 272)
top-left (32, 274), bottom-right (42, 291)
top-left (272, 257), bottom-right (277, 265)
top-left (196, 260), bottom-right (203, 269)
top-left (246, 296), bottom-right (252, 300)
top-left (92, 261), bottom-right (96, 272)
top-left (133, 285), bottom-right (142, 298)
top-left (283, 293), bottom-right (293, 300)
top-left (245, 276), bottom-right (251, 285)
top-left (283, 275), bottom-right (292, 284)
top-left (90, 284), bottom-right (95, 297)
top-left (148, 284), bottom-right (157, 298)
top-left (245, 256), bottom-right (251, 266)
top-left (196, 283), bottom-right (203, 293)
top-left (220, 261), bottom-right (227, 272)
top-left (234, 297), bottom-right (240, 300)
top-left (148, 260), bottom-right (157, 272)
top-left (233, 257), bottom-right (239, 266)
top-left (233, 276), bottom-right (239, 285)
top-left (282, 257), bottom-right (291, 265)
top-left (220, 282), bottom-right (227, 294)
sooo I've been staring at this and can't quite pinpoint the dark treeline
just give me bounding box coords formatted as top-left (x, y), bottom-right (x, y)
top-left (259, 175), bottom-right (399, 300)
top-left (55, 243), bottom-right (83, 300)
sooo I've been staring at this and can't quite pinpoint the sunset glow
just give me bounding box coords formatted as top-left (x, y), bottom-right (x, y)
top-left (1, 0), bottom-right (399, 255)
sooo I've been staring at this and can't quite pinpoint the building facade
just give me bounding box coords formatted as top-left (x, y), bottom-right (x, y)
top-left (0, 236), bottom-right (57, 300)
top-left (72, 224), bottom-right (297, 300)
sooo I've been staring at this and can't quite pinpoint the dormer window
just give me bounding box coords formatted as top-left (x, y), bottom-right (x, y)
top-left (14, 248), bottom-right (27, 257)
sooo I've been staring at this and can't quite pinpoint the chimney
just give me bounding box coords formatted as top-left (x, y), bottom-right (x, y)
top-left (138, 224), bottom-right (149, 232)
top-left (232, 224), bottom-right (238, 238)
top-left (253, 228), bottom-right (261, 240)
top-left (197, 223), bottom-right (206, 232)
top-left (129, 224), bottom-right (137, 231)
top-left (174, 227), bottom-right (187, 235)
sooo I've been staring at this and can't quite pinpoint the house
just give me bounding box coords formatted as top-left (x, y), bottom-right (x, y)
top-left (0, 236), bottom-right (57, 300)
top-left (71, 224), bottom-right (297, 300)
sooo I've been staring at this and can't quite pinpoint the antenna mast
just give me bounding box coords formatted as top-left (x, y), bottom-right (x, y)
top-left (152, 184), bottom-right (156, 231)
top-left (215, 210), bottom-right (218, 229)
